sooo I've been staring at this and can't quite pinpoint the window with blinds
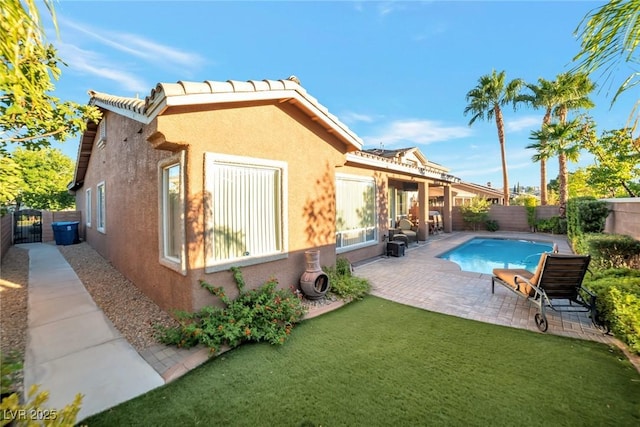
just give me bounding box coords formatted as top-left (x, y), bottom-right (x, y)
top-left (336, 175), bottom-right (377, 251)
top-left (205, 153), bottom-right (288, 271)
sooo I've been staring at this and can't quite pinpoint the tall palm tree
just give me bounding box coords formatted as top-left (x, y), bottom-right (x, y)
top-left (528, 117), bottom-right (592, 216)
top-left (464, 70), bottom-right (524, 206)
top-left (552, 73), bottom-right (595, 214)
top-left (520, 78), bottom-right (559, 205)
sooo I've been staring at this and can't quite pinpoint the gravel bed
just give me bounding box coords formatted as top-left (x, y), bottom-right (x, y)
top-left (57, 243), bottom-right (179, 353)
top-left (0, 246), bottom-right (29, 357)
top-left (2, 242), bottom-right (341, 361)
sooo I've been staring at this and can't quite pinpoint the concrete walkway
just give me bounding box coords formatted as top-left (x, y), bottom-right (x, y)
top-left (22, 243), bottom-right (163, 421)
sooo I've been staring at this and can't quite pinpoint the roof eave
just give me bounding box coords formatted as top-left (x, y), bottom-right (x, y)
top-left (346, 152), bottom-right (460, 183)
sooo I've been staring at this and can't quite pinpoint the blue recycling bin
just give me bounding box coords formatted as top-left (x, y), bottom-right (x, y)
top-left (51, 221), bottom-right (80, 245)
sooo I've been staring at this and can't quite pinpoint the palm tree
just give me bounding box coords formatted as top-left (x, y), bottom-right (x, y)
top-left (574, 0), bottom-right (640, 107)
top-left (553, 73), bottom-right (595, 124)
top-left (521, 73), bottom-right (595, 211)
top-left (553, 73), bottom-right (595, 214)
top-left (528, 117), bottom-right (593, 216)
top-left (519, 78), bottom-right (559, 205)
top-left (464, 70), bottom-right (524, 206)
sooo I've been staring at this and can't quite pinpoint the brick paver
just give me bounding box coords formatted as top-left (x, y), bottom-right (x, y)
top-left (354, 231), bottom-right (615, 344)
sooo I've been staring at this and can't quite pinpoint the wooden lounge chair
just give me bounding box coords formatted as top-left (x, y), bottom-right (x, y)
top-left (491, 253), bottom-right (606, 332)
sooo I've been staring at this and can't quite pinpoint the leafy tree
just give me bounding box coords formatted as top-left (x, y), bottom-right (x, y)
top-left (567, 168), bottom-right (602, 199)
top-left (574, 0), bottom-right (640, 107)
top-left (464, 70), bottom-right (524, 206)
top-left (11, 147), bottom-right (75, 210)
top-left (0, 154), bottom-right (23, 207)
top-left (582, 128), bottom-right (640, 197)
top-left (0, 0), bottom-right (100, 153)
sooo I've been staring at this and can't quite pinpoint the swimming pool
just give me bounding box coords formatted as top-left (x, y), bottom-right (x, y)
top-left (438, 237), bottom-right (555, 274)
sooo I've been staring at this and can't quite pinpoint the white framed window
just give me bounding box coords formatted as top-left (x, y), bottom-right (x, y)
top-left (159, 152), bottom-right (186, 275)
top-left (204, 153), bottom-right (288, 272)
top-left (97, 117), bottom-right (107, 149)
top-left (86, 188), bottom-right (92, 228)
top-left (97, 181), bottom-right (106, 233)
top-left (336, 174), bottom-right (377, 252)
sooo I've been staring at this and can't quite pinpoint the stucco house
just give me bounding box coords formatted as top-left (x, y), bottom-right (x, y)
top-left (69, 77), bottom-right (459, 312)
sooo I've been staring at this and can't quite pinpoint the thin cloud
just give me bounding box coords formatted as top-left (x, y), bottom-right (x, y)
top-left (58, 42), bottom-right (149, 93)
top-left (59, 17), bottom-right (206, 69)
top-left (506, 115), bottom-right (541, 132)
top-left (341, 111), bottom-right (376, 124)
top-left (378, 2), bottom-right (396, 16)
top-left (364, 119), bottom-right (472, 146)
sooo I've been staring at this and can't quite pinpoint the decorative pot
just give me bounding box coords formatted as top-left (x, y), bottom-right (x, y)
top-left (299, 250), bottom-right (330, 299)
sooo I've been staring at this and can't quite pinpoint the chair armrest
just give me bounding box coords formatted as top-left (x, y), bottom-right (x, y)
top-left (579, 285), bottom-right (597, 307)
top-left (514, 275), bottom-right (542, 297)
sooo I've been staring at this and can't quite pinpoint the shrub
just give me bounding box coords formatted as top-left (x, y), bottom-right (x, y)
top-left (523, 196), bottom-right (537, 229)
top-left (156, 267), bottom-right (307, 352)
top-left (485, 219), bottom-right (499, 232)
top-left (535, 216), bottom-right (567, 234)
top-left (459, 197), bottom-right (491, 231)
top-left (566, 197), bottom-right (609, 248)
top-left (0, 385), bottom-right (83, 426)
top-left (582, 233), bottom-right (640, 270)
top-left (0, 351), bottom-right (22, 393)
top-left (323, 257), bottom-right (371, 300)
top-left (583, 268), bottom-right (640, 354)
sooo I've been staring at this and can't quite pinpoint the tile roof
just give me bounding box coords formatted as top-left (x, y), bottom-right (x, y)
top-left (347, 151), bottom-right (461, 183)
top-left (70, 77), bottom-right (363, 191)
top-left (87, 76), bottom-right (362, 150)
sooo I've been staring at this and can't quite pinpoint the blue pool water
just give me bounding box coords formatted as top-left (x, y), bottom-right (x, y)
top-left (438, 238), bottom-right (555, 274)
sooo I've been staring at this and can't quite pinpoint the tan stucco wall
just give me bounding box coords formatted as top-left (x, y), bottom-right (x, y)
top-left (76, 111), bottom-right (190, 311)
top-left (161, 102), bottom-right (347, 310)
top-left (77, 102), bottom-right (350, 312)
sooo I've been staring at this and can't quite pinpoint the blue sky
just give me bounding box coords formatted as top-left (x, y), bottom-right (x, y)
top-left (45, 1), bottom-right (638, 189)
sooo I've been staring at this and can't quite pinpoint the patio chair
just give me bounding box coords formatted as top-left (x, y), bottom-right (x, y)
top-left (428, 211), bottom-right (443, 234)
top-left (491, 253), bottom-right (607, 332)
top-left (397, 218), bottom-right (418, 244)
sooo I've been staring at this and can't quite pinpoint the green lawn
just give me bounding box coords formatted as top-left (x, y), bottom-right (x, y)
top-left (84, 296), bottom-right (640, 426)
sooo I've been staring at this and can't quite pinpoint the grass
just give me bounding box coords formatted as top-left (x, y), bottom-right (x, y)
top-left (84, 296), bottom-right (640, 426)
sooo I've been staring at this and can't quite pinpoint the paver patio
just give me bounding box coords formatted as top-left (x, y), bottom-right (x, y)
top-left (354, 231), bottom-right (614, 345)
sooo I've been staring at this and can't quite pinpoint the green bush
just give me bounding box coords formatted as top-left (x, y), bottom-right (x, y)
top-left (582, 233), bottom-right (640, 270)
top-left (566, 197), bottom-right (609, 248)
top-left (485, 219), bottom-right (499, 232)
top-left (156, 267), bottom-right (307, 352)
top-left (459, 197), bottom-right (491, 231)
top-left (323, 257), bottom-right (371, 300)
top-left (0, 351), bottom-right (22, 393)
top-left (583, 268), bottom-right (640, 354)
top-left (535, 216), bottom-right (567, 234)
top-left (523, 196), bottom-right (537, 229)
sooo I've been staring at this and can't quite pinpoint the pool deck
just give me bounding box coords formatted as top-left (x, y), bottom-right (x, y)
top-left (354, 231), bottom-right (615, 345)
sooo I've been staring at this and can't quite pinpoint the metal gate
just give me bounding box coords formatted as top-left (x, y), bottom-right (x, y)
top-left (14, 209), bottom-right (42, 243)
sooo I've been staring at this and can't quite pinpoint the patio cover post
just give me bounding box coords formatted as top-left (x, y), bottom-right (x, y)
top-left (443, 185), bottom-right (453, 233)
top-left (417, 181), bottom-right (429, 240)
